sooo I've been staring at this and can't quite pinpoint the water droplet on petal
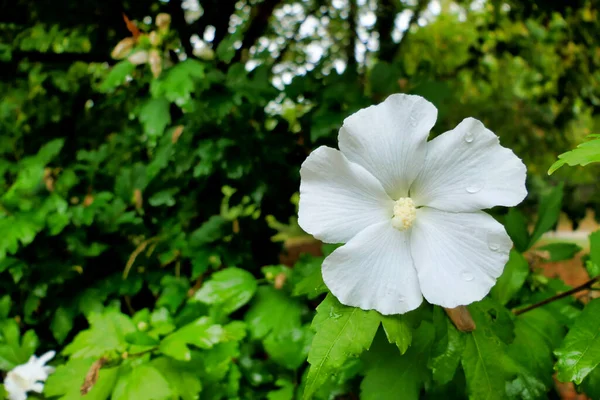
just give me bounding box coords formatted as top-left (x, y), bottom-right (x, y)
top-left (464, 131), bottom-right (474, 143)
top-left (461, 271), bottom-right (474, 282)
top-left (409, 115), bottom-right (418, 127)
top-left (488, 242), bottom-right (500, 251)
top-left (398, 295), bottom-right (405, 303)
top-left (466, 183), bottom-right (483, 194)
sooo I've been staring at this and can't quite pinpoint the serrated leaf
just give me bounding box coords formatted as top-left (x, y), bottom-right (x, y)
top-left (429, 307), bottom-right (465, 385)
top-left (0, 321), bottom-right (39, 370)
top-left (303, 294), bottom-right (380, 399)
top-left (159, 316), bottom-right (224, 361)
top-left (461, 302), bottom-right (517, 400)
top-left (245, 286), bottom-right (303, 339)
top-left (539, 242), bottom-right (582, 262)
top-left (506, 309), bottom-right (564, 399)
top-left (194, 267), bottom-right (257, 314)
top-left (491, 250), bottom-right (529, 305)
top-left (151, 357), bottom-right (202, 400)
top-left (361, 322), bottom-right (434, 400)
top-left (292, 255), bottom-right (328, 299)
top-left (379, 314), bottom-right (412, 354)
top-left (555, 298), bottom-right (600, 383)
top-left (504, 208), bottom-right (530, 252)
top-left (51, 306), bottom-right (75, 344)
top-left (99, 61), bottom-right (135, 92)
top-left (112, 363), bottom-right (172, 400)
top-left (548, 135), bottom-right (600, 174)
top-left (589, 230), bottom-right (600, 275)
top-left (63, 309), bottom-right (135, 358)
top-left (529, 184), bottom-right (563, 247)
top-left (189, 216), bottom-right (228, 247)
top-left (139, 98), bottom-right (171, 139)
top-left (44, 358), bottom-right (118, 400)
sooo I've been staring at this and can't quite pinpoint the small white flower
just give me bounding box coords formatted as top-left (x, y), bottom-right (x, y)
top-left (4, 351), bottom-right (56, 400)
top-left (299, 94), bottom-right (527, 314)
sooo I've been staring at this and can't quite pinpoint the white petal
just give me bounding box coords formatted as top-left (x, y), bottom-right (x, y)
top-left (410, 118), bottom-right (527, 212)
top-left (299, 146), bottom-right (394, 244)
top-left (322, 221), bottom-right (423, 315)
top-left (37, 350), bottom-right (55, 365)
top-left (338, 94), bottom-right (437, 199)
top-left (410, 208), bottom-right (512, 308)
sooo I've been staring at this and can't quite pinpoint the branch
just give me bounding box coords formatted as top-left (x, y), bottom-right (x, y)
top-left (394, 0), bottom-right (429, 57)
top-left (375, 0), bottom-right (400, 62)
top-left (513, 276), bottom-right (600, 316)
top-left (166, 0), bottom-right (195, 58)
top-left (232, 0), bottom-right (282, 63)
top-left (345, 0), bottom-right (358, 68)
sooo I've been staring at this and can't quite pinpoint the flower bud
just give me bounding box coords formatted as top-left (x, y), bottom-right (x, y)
top-left (128, 50), bottom-right (149, 65)
top-left (156, 13), bottom-right (171, 31)
top-left (148, 49), bottom-right (162, 78)
top-left (111, 37), bottom-right (136, 59)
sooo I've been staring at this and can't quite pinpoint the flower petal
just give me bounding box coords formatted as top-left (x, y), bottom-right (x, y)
top-left (410, 208), bottom-right (512, 308)
top-left (410, 117), bottom-right (527, 212)
top-left (299, 146), bottom-right (394, 244)
top-left (338, 94), bottom-right (437, 199)
top-left (323, 221), bottom-right (423, 315)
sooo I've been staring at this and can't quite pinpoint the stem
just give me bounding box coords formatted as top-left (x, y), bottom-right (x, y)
top-left (513, 276), bottom-right (600, 316)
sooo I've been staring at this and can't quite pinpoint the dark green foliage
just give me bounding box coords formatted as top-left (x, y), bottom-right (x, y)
top-left (2, 0), bottom-right (600, 399)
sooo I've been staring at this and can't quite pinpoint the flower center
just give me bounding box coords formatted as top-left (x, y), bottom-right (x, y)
top-left (392, 197), bottom-right (416, 231)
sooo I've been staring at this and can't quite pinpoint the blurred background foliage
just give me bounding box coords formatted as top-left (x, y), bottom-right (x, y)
top-left (1, 0), bottom-right (600, 399)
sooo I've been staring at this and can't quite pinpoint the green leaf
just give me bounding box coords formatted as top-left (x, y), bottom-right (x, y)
top-left (504, 208), bottom-right (530, 252)
top-left (194, 267), bottom-right (257, 314)
top-left (582, 365), bottom-right (600, 399)
top-left (429, 307), bottom-right (466, 385)
top-left (124, 331), bottom-right (160, 347)
top-left (379, 314), bottom-right (412, 354)
top-left (461, 302), bottom-right (517, 400)
top-left (529, 184), bottom-right (563, 247)
top-left (112, 363), bottom-right (172, 400)
top-left (555, 298), bottom-right (600, 383)
top-left (151, 357), bottom-right (203, 400)
top-left (44, 358), bottom-right (118, 400)
top-left (99, 61), bottom-right (135, 92)
top-left (264, 325), bottom-right (313, 370)
top-left (159, 316), bottom-right (224, 361)
top-left (360, 322), bottom-right (435, 400)
top-left (506, 309), bottom-right (564, 399)
top-left (189, 216), bottom-right (228, 247)
top-left (63, 309), bottom-right (135, 358)
top-left (139, 98), bottom-right (171, 139)
top-left (51, 306), bottom-right (75, 344)
top-left (267, 379), bottom-right (295, 400)
top-left (303, 294), bottom-right (380, 399)
top-left (0, 321), bottom-right (39, 370)
top-left (292, 255), bottom-right (328, 299)
top-left (539, 242), bottom-right (582, 262)
top-left (245, 286), bottom-right (303, 339)
top-left (549, 135), bottom-right (600, 174)
top-left (491, 250), bottom-right (530, 305)
top-left (589, 230), bottom-right (600, 275)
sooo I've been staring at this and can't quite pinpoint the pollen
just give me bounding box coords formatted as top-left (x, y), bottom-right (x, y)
top-left (392, 197), bottom-right (416, 231)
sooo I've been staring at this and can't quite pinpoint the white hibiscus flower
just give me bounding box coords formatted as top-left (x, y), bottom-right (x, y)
top-left (4, 351), bottom-right (55, 400)
top-left (298, 94), bottom-right (527, 315)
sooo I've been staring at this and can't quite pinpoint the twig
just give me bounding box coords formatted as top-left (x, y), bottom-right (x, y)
top-left (513, 276), bottom-right (600, 316)
top-left (123, 237), bottom-right (161, 279)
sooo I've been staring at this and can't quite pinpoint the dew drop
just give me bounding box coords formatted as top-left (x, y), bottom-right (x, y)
top-left (409, 115), bottom-right (418, 127)
top-left (487, 233), bottom-right (501, 251)
top-left (329, 310), bottom-right (342, 319)
top-left (466, 183), bottom-right (483, 194)
top-left (488, 242), bottom-right (500, 251)
top-left (461, 271), bottom-right (474, 282)
top-left (464, 131), bottom-right (474, 143)
top-left (398, 295), bottom-right (405, 303)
